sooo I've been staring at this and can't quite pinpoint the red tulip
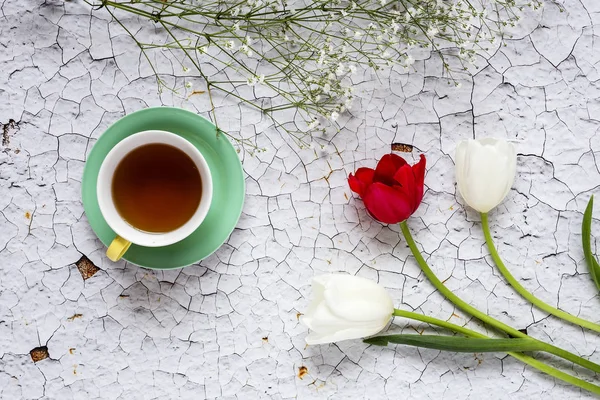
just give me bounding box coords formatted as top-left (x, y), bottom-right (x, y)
top-left (348, 154), bottom-right (426, 224)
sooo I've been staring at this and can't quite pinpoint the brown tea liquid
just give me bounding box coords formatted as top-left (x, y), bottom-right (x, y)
top-left (112, 143), bottom-right (202, 233)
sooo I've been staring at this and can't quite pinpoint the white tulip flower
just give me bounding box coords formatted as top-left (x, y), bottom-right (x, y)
top-left (301, 274), bottom-right (394, 345)
top-left (455, 138), bottom-right (517, 213)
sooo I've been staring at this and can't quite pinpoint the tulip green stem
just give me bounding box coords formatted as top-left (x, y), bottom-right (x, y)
top-left (399, 221), bottom-right (600, 374)
top-left (481, 212), bottom-right (600, 333)
top-left (392, 308), bottom-right (600, 395)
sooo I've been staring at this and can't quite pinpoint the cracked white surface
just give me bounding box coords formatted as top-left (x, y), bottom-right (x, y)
top-left (2, 0), bottom-right (600, 399)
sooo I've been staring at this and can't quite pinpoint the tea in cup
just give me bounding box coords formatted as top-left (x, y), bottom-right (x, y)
top-left (96, 130), bottom-right (212, 261)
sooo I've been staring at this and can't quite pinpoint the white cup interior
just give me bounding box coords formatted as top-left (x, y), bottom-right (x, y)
top-left (97, 130), bottom-right (212, 247)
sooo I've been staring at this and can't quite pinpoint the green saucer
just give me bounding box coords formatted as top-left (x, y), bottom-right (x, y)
top-left (82, 107), bottom-right (245, 269)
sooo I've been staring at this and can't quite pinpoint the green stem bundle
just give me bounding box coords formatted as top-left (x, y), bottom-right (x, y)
top-left (481, 212), bottom-right (600, 333)
top-left (385, 309), bottom-right (600, 395)
top-left (399, 221), bottom-right (600, 374)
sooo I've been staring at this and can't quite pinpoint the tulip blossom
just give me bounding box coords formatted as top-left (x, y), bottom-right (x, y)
top-left (455, 138), bottom-right (517, 213)
top-left (301, 274), bottom-right (394, 345)
top-left (348, 154), bottom-right (426, 224)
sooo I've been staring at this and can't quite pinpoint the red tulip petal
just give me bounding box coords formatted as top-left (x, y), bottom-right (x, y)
top-left (374, 154), bottom-right (407, 185)
top-left (393, 166), bottom-right (417, 211)
top-left (413, 154), bottom-right (426, 203)
top-left (393, 154), bottom-right (426, 212)
top-left (348, 168), bottom-right (375, 197)
top-left (363, 182), bottom-right (413, 224)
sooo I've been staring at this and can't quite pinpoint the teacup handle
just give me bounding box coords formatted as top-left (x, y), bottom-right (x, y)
top-left (107, 236), bottom-right (132, 261)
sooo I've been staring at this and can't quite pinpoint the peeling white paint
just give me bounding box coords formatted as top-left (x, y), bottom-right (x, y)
top-left (1, 0), bottom-right (600, 399)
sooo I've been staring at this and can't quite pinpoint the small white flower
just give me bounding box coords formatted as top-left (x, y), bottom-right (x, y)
top-left (185, 81), bottom-right (192, 89)
top-left (233, 22), bottom-right (241, 33)
top-left (314, 95), bottom-right (321, 102)
top-left (368, 23), bottom-right (376, 30)
top-left (354, 30), bottom-right (363, 38)
top-left (330, 111), bottom-right (339, 122)
top-left (245, 36), bottom-right (254, 46)
top-left (351, 2), bottom-right (357, 10)
top-left (225, 40), bottom-right (236, 50)
top-left (405, 55), bottom-right (415, 66)
top-left (341, 9), bottom-right (348, 17)
top-left (335, 63), bottom-right (345, 75)
top-left (427, 26), bottom-right (439, 37)
top-left (308, 118), bottom-right (319, 129)
top-left (379, 0), bottom-right (386, 6)
top-left (182, 66), bottom-right (190, 73)
top-left (322, 83), bottom-right (331, 94)
top-left (231, 6), bottom-right (240, 16)
top-left (382, 50), bottom-right (391, 58)
top-left (199, 46), bottom-right (208, 53)
top-left (246, 74), bottom-right (265, 87)
top-left (348, 64), bottom-right (357, 74)
top-left (317, 49), bottom-right (326, 66)
top-left (240, 45), bottom-right (253, 57)
top-left (391, 21), bottom-right (399, 35)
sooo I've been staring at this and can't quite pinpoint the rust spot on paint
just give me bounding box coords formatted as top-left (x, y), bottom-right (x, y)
top-left (187, 90), bottom-right (206, 98)
top-left (298, 366), bottom-right (308, 379)
top-left (67, 314), bottom-right (83, 321)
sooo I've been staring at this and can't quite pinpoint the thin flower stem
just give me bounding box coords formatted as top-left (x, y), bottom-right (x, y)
top-left (481, 212), bottom-right (600, 333)
top-left (392, 309), bottom-right (600, 395)
top-left (399, 221), bottom-right (600, 374)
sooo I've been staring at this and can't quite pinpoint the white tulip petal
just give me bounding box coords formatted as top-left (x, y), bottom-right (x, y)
top-left (454, 138), bottom-right (517, 213)
top-left (301, 274), bottom-right (395, 345)
top-left (323, 275), bottom-right (394, 321)
top-left (305, 319), bottom-right (390, 345)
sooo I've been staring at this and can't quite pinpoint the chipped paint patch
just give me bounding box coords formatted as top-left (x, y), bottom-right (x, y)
top-left (30, 346), bottom-right (49, 363)
top-left (75, 256), bottom-right (100, 280)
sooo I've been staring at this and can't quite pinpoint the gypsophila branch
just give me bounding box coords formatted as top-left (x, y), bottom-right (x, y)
top-left (88, 0), bottom-right (549, 149)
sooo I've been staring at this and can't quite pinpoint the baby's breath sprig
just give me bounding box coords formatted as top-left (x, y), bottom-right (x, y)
top-left (87, 0), bottom-right (545, 149)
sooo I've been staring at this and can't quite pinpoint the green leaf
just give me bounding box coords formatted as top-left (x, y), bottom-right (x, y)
top-left (364, 335), bottom-right (545, 353)
top-left (582, 196), bottom-right (600, 291)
